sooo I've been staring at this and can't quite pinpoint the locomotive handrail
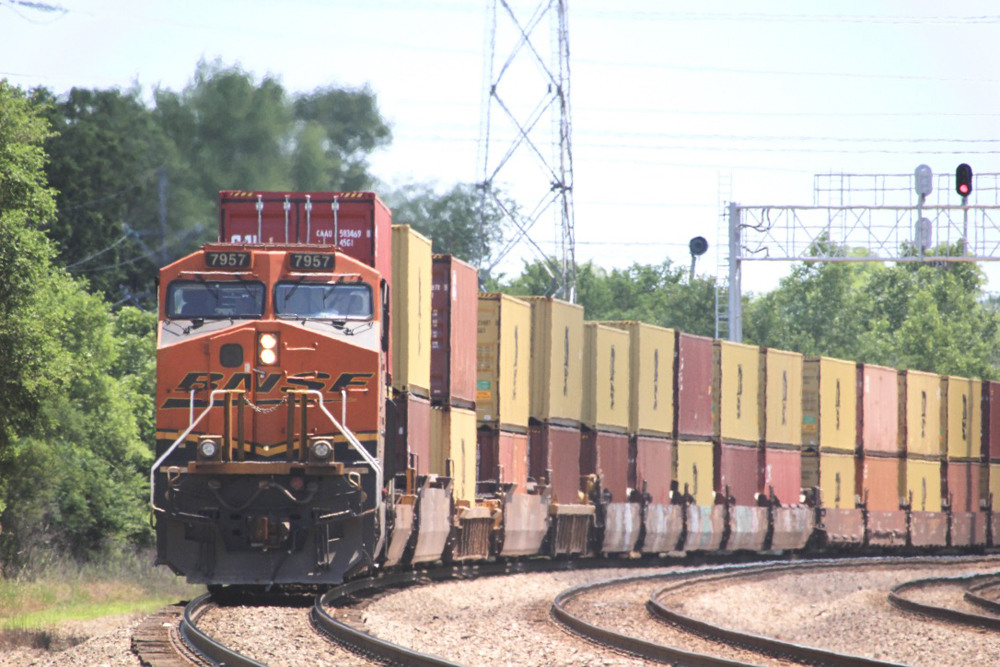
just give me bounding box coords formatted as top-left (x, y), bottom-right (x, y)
top-left (150, 389), bottom-right (229, 513)
top-left (303, 388), bottom-right (385, 557)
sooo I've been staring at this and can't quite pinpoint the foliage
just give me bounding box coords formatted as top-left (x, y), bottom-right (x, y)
top-left (744, 245), bottom-right (1000, 379)
top-left (505, 259), bottom-right (718, 337)
top-left (386, 182), bottom-right (508, 266)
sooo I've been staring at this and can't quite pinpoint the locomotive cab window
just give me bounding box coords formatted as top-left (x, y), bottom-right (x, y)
top-left (275, 282), bottom-right (373, 320)
top-left (166, 281), bottom-right (265, 319)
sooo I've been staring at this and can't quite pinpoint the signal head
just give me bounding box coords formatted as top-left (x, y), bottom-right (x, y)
top-left (956, 163), bottom-right (973, 197)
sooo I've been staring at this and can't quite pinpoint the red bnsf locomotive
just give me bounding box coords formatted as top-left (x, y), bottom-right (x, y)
top-left (152, 196), bottom-right (391, 584)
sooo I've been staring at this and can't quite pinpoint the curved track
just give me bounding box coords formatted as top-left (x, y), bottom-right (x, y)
top-left (551, 557), bottom-right (994, 667)
top-left (887, 572), bottom-right (1000, 631)
top-left (177, 593), bottom-right (266, 667)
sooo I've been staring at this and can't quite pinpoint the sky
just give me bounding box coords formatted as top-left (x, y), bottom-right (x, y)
top-left (3, 0), bottom-right (1000, 301)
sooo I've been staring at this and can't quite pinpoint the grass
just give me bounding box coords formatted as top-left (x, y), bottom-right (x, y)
top-left (0, 547), bottom-right (203, 650)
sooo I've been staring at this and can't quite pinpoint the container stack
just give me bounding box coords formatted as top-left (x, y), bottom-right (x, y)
top-left (524, 297), bottom-right (585, 503)
top-left (476, 294), bottom-right (531, 493)
top-left (856, 363), bottom-right (903, 546)
top-left (759, 348), bottom-right (804, 505)
top-left (429, 254), bottom-right (479, 504)
top-left (898, 369), bottom-right (946, 546)
top-left (390, 225), bottom-right (433, 477)
top-left (984, 381), bottom-right (1000, 546)
top-left (580, 323), bottom-right (631, 503)
top-left (941, 376), bottom-right (985, 546)
top-left (675, 333), bottom-right (718, 551)
top-left (801, 356), bottom-right (861, 545)
top-left (605, 322), bottom-right (680, 555)
top-left (712, 339), bottom-right (767, 550)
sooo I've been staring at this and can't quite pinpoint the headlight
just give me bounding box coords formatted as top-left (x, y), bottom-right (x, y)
top-left (258, 333), bottom-right (279, 365)
top-left (310, 439), bottom-right (333, 461)
top-left (198, 439), bottom-right (219, 460)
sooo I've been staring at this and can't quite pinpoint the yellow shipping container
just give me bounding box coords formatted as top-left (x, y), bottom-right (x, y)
top-left (712, 340), bottom-right (761, 444)
top-left (391, 225), bottom-right (432, 396)
top-left (582, 323), bottom-right (631, 432)
top-left (898, 370), bottom-right (942, 457)
top-left (900, 457), bottom-right (944, 513)
top-left (604, 322), bottom-right (675, 437)
top-left (524, 297), bottom-right (584, 425)
top-left (941, 376), bottom-right (982, 461)
top-left (430, 406), bottom-right (478, 504)
top-left (802, 357), bottom-right (857, 453)
top-left (677, 440), bottom-right (714, 507)
top-left (476, 294), bottom-right (531, 430)
top-left (819, 452), bottom-right (856, 509)
top-left (760, 348), bottom-right (803, 448)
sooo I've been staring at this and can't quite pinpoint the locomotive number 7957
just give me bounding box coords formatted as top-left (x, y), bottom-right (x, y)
top-left (205, 252), bottom-right (250, 267)
top-left (290, 253), bottom-right (334, 269)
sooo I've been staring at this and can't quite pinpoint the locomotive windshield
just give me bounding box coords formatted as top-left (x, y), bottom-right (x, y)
top-left (166, 281), bottom-right (265, 319)
top-left (275, 282), bottom-right (373, 320)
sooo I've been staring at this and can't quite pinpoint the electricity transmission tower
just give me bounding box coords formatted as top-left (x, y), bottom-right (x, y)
top-left (723, 167), bottom-right (1000, 342)
top-left (478, 0), bottom-right (576, 301)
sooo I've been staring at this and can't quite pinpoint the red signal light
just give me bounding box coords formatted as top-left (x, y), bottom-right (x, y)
top-left (959, 184), bottom-right (970, 195)
top-left (956, 163), bottom-right (973, 198)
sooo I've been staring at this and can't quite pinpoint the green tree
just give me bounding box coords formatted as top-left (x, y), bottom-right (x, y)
top-left (387, 183), bottom-right (508, 265)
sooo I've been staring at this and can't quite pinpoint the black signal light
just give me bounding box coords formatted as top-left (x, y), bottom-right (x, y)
top-left (956, 163), bottom-right (973, 197)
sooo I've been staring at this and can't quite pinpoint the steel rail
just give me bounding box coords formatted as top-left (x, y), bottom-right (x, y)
top-left (964, 576), bottom-right (1000, 614)
top-left (179, 592), bottom-right (267, 667)
top-left (553, 557), bottom-right (982, 667)
top-left (887, 572), bottom-right (1000, 631)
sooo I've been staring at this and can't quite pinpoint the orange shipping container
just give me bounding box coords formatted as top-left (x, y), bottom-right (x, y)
top-left (857, 364), bottom-right (899, 454)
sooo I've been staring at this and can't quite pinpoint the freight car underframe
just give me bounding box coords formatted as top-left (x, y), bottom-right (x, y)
top-left (152, 389), bottom-right (385, 585)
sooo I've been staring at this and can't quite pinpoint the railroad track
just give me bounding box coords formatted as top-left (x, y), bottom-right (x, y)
top-left (134, 555), bottom-right (997, 666)
top-left (551, 557), bottom-right (998, 667)
top-left (887, 572), bottom-right (1000, 631)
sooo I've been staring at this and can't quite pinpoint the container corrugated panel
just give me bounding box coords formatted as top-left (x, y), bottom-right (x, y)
top-left (941, 376), bottom-right (981, 461)
top-left (760, 348), bottom-right (803, 448)
top-left (716, 442), bottom-right (761, 506)
top-left (430, 255), bottom-right (478, 408)
top-left (391, 225), bottom-right (432, 396)
top-left (604, 322), bottom-right (675, 437)
top-left (985, 381), bottom-right (1000, 461)
top-left (525, 297), bottom-right (584, 425)
top-left (819, 451), bottom-right (856, 509)
top-left (901, 457), bottom-right (944, 513)
top-left (712, 341), bottom-right (761, 445)
top-left (760, 447), bottom-right (801, 505)
top-left (635, 435), bottom-right (673, 505)
top-left (477, 426), bottom-right (529, 493)
top-left (529, 421), bottom-right (581, 503)
top-left (898, 369), bottom-right (942, 458)
top-left (857, 455), bottom-right (902, 512)
top-left (476, 294), bottom-right (531, 430)
top-left (677, 333), bottom-right (713, 439)
top-left (676, 440), bottom-right (714, 507)
top-left (430, 407), bottom-right (478, 504)
top-left (991, 462), bottom-right (1000, 511)
top-left (857, 364), bottom-right (899, 454)
top-left (802, 357), bottom-right (856, 452)
top-left (946, 460), bottom-right (980, 514)
top-left (581, 429), bottom-right (630, 503)
top-left (394, 393), bottom-right (431, 475)
top-left (582, 324), bottom-right (631, 432)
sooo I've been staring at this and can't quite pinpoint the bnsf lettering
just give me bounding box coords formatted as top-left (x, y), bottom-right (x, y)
top-left (285, 372), bottom-right (332, 392)
top-left (164, 371), bottom-right (373, 408)
top-left (177, 372), bottom-right (225, 392)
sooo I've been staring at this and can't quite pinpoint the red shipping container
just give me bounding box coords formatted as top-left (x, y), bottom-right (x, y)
top-left (946, 460), bottom-right (980, 513)
top-left (394, 393), bottom-right (431, 475)
top-left (430, 255), bottom-right (478, 409)
top-left (676, 333), bottom-right (713, 439)
top-left (715, 442), bottom-right (760, 506)
top-left (477, 427), bottom-right (528, 493)
top-left (984, 381), bottom-right (1000, 461)
top-left (218, 191), bottom-right (392, 287)
top-left (529, 421), bottom-right (582, 503)
top-left (856, 454), bottom-right (901, 512)
top-left (635, 435), bottom-right (673, 505)
top-left (857, 364), bottom-right (899, 454)
top-left (760, 447), bottom-right (802, 505)
top-left (581, 429), bottom-right (629, 503)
